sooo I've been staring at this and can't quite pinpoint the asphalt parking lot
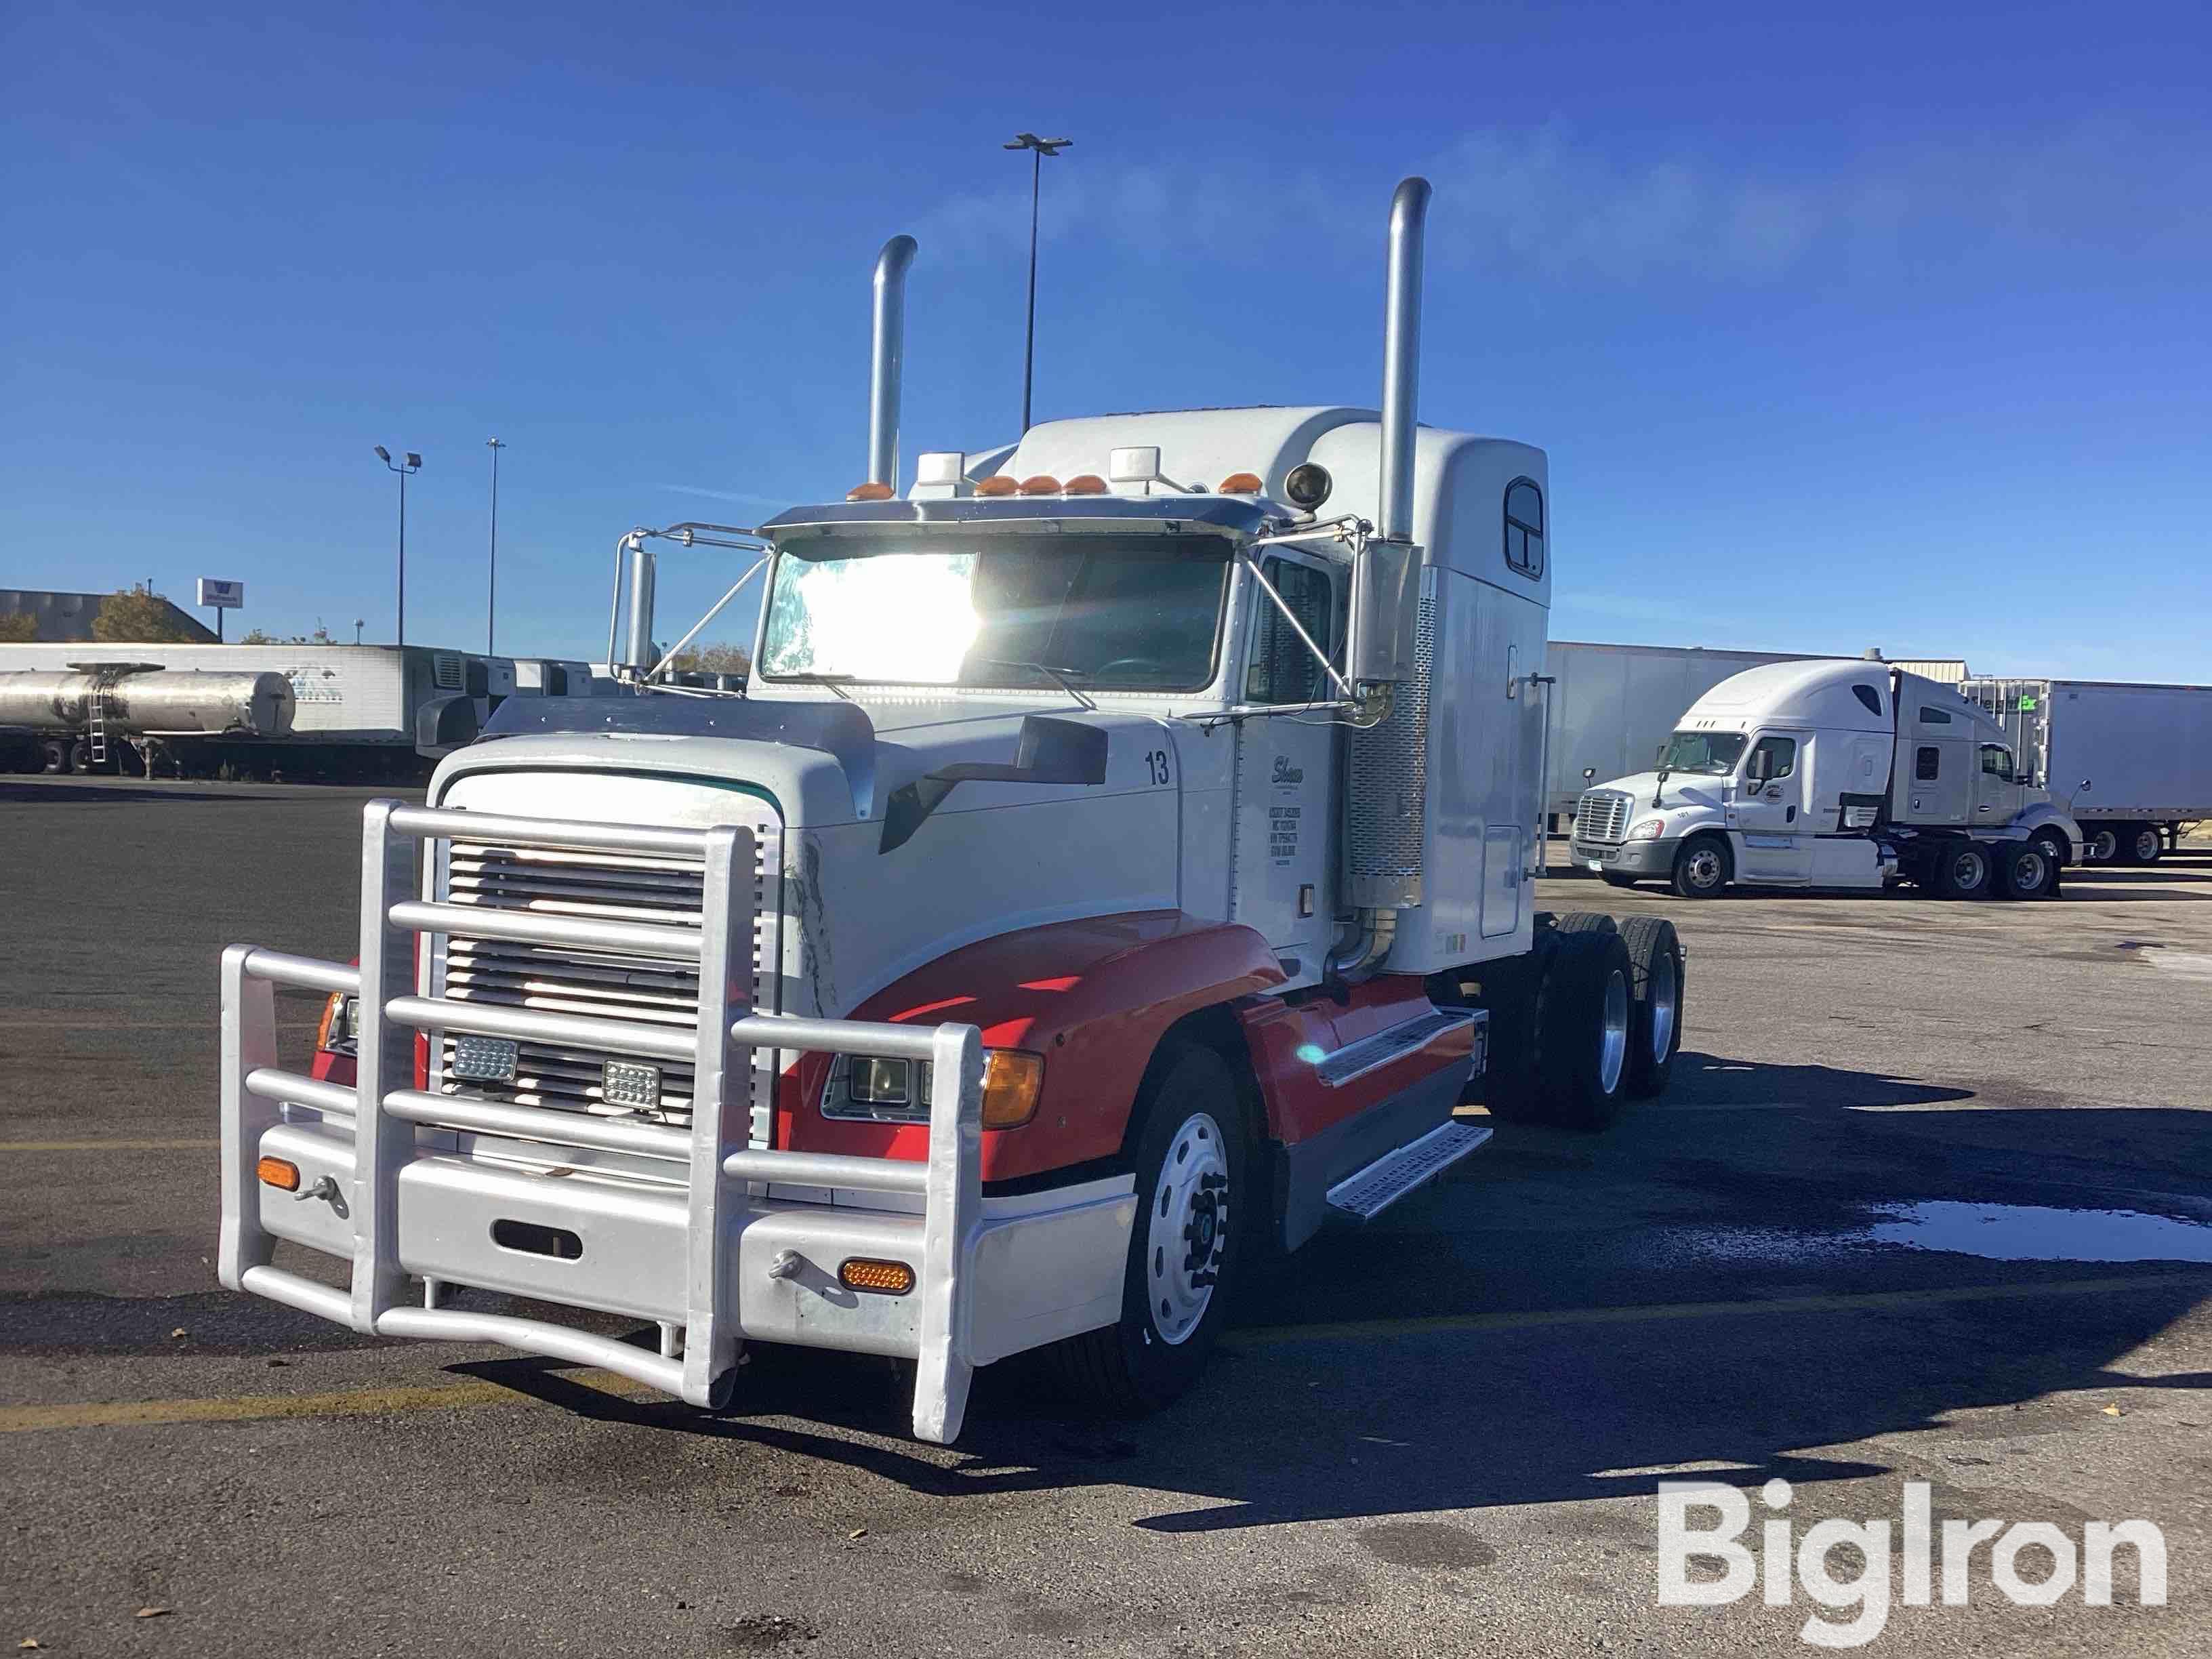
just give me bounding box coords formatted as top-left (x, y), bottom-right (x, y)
top-left (5, 775), bottom-right (2211, 1656)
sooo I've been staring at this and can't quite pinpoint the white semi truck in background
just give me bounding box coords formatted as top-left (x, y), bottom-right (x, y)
top-left (213, 177), bottom-right (1689, 1445)
top-left (1963, 676), bottom-right (2212, 865)
top-left (1574, 656), bottom-right (2082, 899)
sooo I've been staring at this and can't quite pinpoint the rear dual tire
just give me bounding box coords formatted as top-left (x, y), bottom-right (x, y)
top-left (1992, 840), bottom-right (2057, 900)
top-left (1486, 923), bottom-right (1643, 1131)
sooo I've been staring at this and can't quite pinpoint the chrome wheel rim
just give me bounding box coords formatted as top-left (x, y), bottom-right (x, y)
top-left (1646, 949), bottom-right (1678, 1066)
top-left (1599, 970), bottom-right (1629, 1095)
top-left (1146, 1111), bottom-right (1229, 1347)
top-left (1685, 848), bottom-right (1723, 890)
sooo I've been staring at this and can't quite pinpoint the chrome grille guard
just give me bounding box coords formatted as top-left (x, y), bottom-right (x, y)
top-left (218, 800), bottom-right (985, 1443)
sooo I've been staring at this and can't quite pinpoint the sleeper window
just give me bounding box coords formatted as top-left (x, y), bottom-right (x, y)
top-left (1920, 706), bottom-right (1952, 725)
top-left (1916, 745), bottom-right (1941, 781)
top-left (1852, 684), bottom-right (1883, 716)
top-left (1503, 478), bottom-right (1544, 579)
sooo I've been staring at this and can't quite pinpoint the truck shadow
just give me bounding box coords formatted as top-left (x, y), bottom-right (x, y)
top-left (444, 1059), bottom-right (2212, 1536)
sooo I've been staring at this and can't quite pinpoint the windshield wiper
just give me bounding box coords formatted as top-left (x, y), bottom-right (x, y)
top-left (977, 659), bottom-right (1096, 710)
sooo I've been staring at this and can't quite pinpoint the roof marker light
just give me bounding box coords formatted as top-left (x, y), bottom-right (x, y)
top-left (1063, 474), bottom-right (1107, 495)
top-left (846, 481), bottom-right (895, 501)
top-left (974, 475), bottom-right (1019, 497)
top-left (1017, 475), bottom-right (1063, 496)
top-left (1218, 472), bottom-right (1264, 494)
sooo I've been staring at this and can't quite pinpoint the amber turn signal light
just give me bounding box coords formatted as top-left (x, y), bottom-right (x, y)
top-left (981, 1050), bottom-right (1045, 1129)
top-left (839, 1258), bottom-right (916, 1295)
top-left (256, 1155), bottom-right (301, 1192)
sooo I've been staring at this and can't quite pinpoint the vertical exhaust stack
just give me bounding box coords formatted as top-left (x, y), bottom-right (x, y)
top-left (868, 235), bottom-right (918, 490)
top-left (1334, 176), bottom-right (1436, 981)
top-left (1377, 176), bottom-right (1430, 545)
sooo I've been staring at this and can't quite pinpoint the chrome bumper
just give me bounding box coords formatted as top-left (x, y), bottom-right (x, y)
top-left (219, 801), bottom-right (1132, 1445)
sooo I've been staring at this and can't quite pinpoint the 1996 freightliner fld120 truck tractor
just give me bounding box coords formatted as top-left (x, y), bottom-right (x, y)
top-left (217, 178), bottom-right (1683, 1443)
top-left (1574, 657), bottom-right (2085, 899)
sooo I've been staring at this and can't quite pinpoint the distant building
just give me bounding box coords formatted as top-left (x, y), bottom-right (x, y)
top-left (0, 588), bottom-right (218, 644)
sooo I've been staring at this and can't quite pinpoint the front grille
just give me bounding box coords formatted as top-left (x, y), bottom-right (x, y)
top-left (434, 832), bottom-right (777, 1138)
top-left (1576, 790), bottom-right (1631, 845)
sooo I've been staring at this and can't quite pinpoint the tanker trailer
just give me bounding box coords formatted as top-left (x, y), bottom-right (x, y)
top-left (0, 664), bottom-right (294, 774)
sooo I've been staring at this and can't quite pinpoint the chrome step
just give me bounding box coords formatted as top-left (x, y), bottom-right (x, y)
top-left (1324, 1121), bottom-right (1493, 1221)
top-left (1313, 1008), bottom-right (1482, 1088)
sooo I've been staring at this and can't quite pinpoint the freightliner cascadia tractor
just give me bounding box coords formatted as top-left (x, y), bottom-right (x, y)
top-left (218, 178), bottom-right (1683, 1443)
top-left (1574, 657), bottom-right (2083, 899)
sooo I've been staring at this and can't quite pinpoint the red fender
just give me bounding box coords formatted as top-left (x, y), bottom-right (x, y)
top-left (777, 911), bottom-right (1285, 1182)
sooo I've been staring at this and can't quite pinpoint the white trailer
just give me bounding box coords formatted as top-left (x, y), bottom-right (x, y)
top-left (1962, 677), bottom-right (2212, 864)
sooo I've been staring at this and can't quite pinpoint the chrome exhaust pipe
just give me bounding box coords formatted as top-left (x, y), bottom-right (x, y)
top-left (1377, 177), bottom-right (1429, 544)
top-left (868, 235), bottom-right (918, 489)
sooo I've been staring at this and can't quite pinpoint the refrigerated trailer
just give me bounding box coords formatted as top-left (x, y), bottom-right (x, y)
top-left (214, 176), bottom-right (1689, 1445)
top-left (1962, 677), bottom-right (2212, 864)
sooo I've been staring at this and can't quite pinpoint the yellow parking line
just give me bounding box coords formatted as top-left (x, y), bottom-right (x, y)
top-left (0, 1138), bottom-right (220, 1153)
top-left (1230, 1270), bottom-right (2212, 1347)
top-left (0, 1369), bottom-right (660, 1434)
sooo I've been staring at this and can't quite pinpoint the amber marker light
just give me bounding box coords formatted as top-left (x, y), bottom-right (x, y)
top-left (1218, 471), bottom-right (1264, 493)
top-left (1016, 474), bottom-right (1063, 495)
top-left (846, 481), bottom-right (896, 501)
top-left (1062, 474), bottom-right (1108, 495)
top-left (256, 1155), bottom-right (302, 1192)
top-left (840, 1258), bottom-right (917, 1295)
top-left (974, 475), bottom-right (1020, 497)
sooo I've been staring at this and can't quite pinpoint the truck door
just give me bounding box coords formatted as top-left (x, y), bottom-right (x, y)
top-left (1231, 552), bottom-right (1340, 968)
top-left (1973, 741), bottom-right (2026, 825)
top-left (1729, 731), bottom-right (1812, 880)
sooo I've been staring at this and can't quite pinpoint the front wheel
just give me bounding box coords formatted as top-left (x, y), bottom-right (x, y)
top-left (1044, 1043), bottom-right (1246, 1417)
top-left (1671, 836), bottom-right (1731, 899)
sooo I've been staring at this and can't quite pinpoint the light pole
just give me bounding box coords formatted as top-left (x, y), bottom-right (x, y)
top-left (1003, 132), bottom-right (1071, 433)
top-left (485, 436), bottom-right (506, 655)
top-left (373, 446), bottom-right (422, 646)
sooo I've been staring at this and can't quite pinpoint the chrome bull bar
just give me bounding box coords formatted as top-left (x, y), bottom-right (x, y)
top-left (218, 800), bottom-right (985, 1443)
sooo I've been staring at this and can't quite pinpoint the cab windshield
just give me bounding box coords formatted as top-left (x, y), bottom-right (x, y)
top-left (1661, 731), bottom-right (1748, 775)
top-left (757, 531), bottom-right (1232, 691)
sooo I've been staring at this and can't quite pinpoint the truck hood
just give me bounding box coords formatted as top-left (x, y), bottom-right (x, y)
top-left (464, 690), bottom-right (1170, 831)
top-left (1586, 770), bottom-right (1733, 819)
top-left (436, 691), bottom-right (1187, 1019)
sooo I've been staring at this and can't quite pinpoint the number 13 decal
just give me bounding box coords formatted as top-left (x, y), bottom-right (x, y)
top-left (1145, 748), bottom-right (1173, 786)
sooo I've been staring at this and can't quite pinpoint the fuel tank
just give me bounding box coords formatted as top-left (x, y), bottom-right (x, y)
top-left (0, 670), bottom-right (296, 737)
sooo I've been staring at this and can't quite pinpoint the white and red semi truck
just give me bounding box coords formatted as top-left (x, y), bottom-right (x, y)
top-left (217, 177), bottom-right (1683, 1443)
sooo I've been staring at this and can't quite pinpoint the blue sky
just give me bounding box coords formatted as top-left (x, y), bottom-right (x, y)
top-left (5, 1), bottom-right (2209, 679)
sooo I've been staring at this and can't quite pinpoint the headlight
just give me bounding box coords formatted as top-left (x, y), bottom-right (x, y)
top-left (1628, 818), bottom-right (1665, 841)
top-left (316, 993), bottom-right (359, 1055)
top-left (822, 1050), bottom-right (1044, 1129)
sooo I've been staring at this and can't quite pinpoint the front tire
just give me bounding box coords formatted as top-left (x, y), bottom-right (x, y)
top-left (1671, 835), bottom-right (1731, 899)
top-left (1044, 1043), bottom-right (1245, 1417)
